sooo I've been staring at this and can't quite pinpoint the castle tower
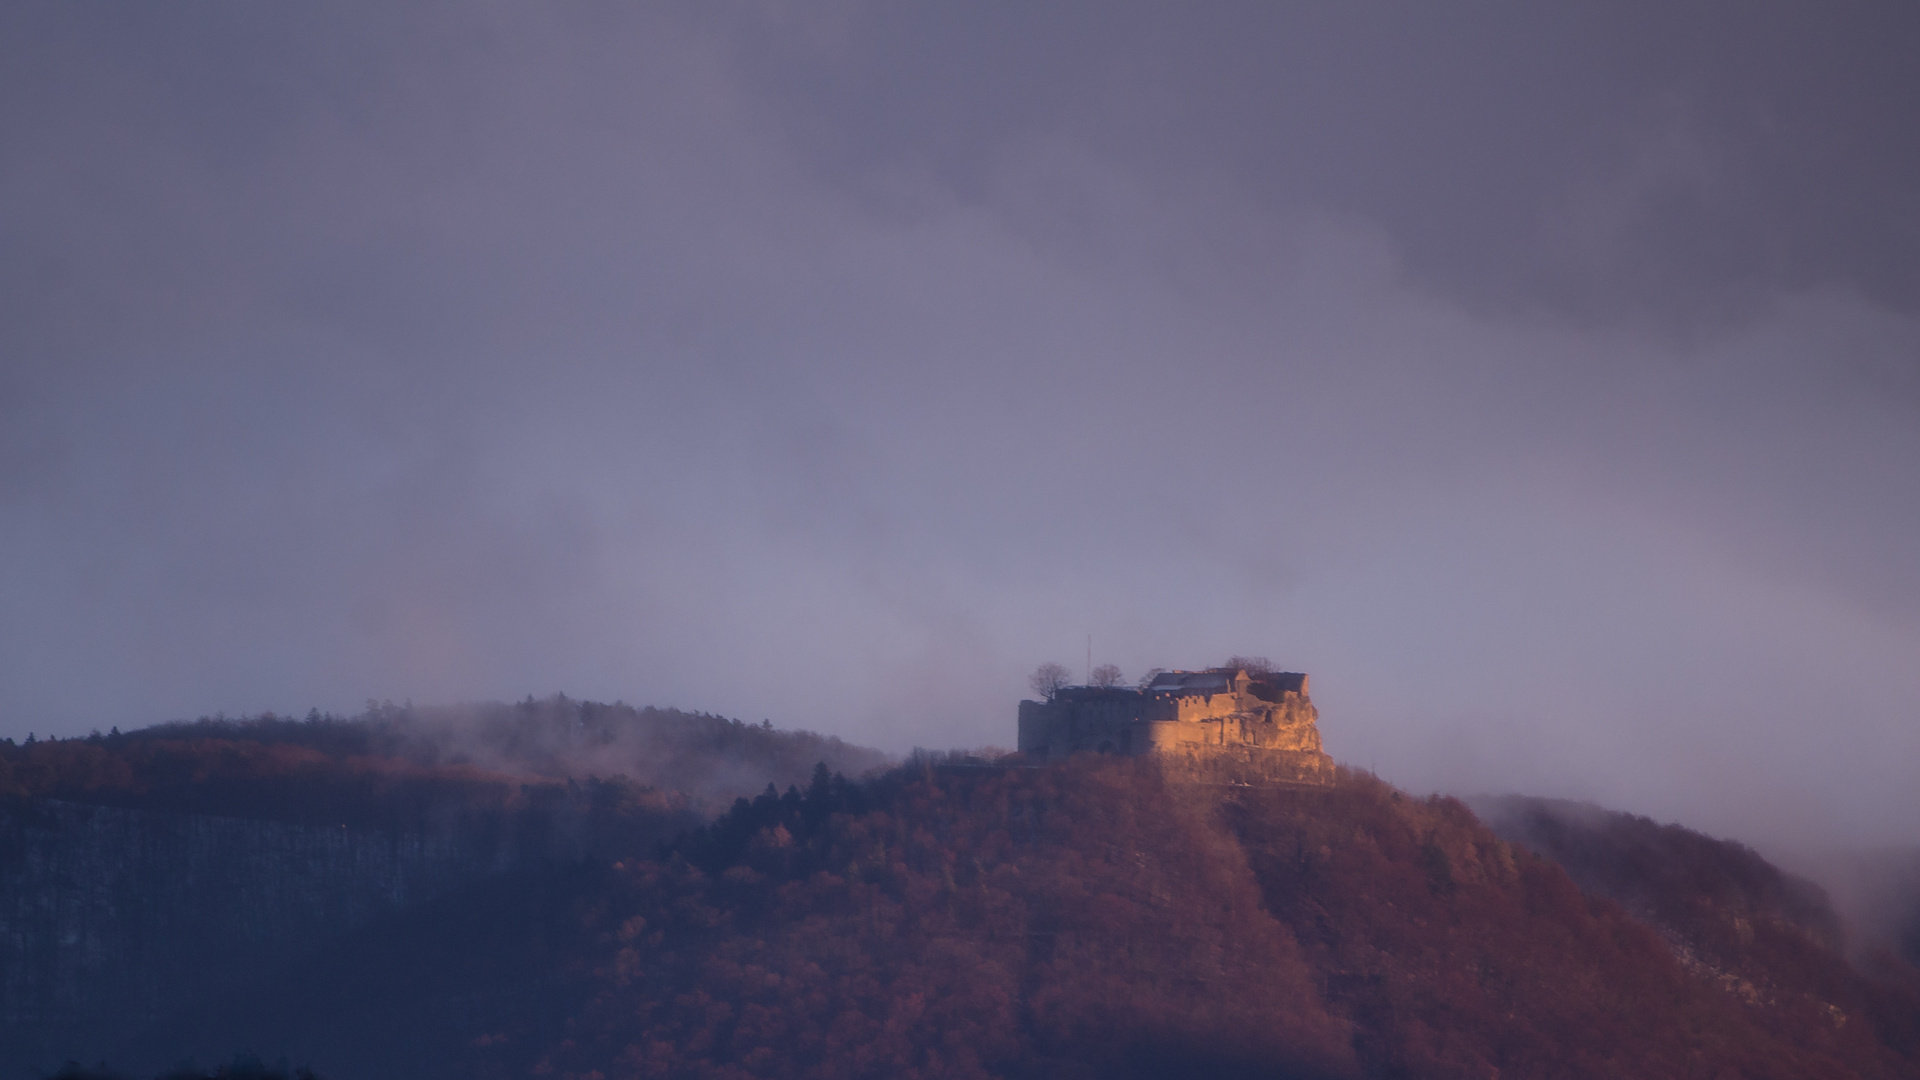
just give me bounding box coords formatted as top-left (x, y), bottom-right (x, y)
top-left (1016, 666), bottom-right (1334, 784)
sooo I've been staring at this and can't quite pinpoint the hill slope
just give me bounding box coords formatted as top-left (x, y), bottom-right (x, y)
top-left (5, 718), bottom-right (1918, 1079)
top-left (517, 758), bottom-right (1920, 1080)
top-left (0, 701), bottom-right (887, 1080)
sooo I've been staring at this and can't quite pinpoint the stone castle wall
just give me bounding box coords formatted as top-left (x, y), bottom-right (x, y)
top-left (1016, 668), bottom-right (1333, 783)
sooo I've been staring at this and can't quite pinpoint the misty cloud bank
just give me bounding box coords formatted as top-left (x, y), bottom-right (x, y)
top-left (3, 2), bottom-right (1918, 850)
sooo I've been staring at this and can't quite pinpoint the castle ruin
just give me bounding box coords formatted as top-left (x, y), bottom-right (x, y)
top-left (1017, 667), bottom-right (1334, 784)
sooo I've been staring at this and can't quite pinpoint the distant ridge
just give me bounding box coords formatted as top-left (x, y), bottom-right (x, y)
top-left (1, 696), bottom-right (891, 820)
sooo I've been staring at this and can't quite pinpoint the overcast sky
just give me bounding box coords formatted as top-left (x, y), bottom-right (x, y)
top-left (4, 2), bottom-right (1918, 849)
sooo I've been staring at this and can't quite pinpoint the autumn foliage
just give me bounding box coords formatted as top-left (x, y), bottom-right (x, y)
top-left (7, 714), bottom-right (1919, 1079)
top-left (516, 760), bottom-right (1920, 1080)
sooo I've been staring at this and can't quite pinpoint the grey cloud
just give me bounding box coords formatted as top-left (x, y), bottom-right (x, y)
top-left (732, 2), bottom-right (1920, 326)
top-left (2, 2), bottom-right (1917, 854)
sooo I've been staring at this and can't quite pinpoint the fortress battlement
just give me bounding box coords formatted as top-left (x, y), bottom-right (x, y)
top-left (1017, 666), bottom-right (1333, 784)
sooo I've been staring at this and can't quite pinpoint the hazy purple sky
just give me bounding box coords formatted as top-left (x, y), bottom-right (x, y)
top-left (4, 2), bottom-right (1918, 849)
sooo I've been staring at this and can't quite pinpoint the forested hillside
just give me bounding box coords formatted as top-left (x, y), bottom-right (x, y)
top-left (520, 758), bottom-right (1920, 1080)
top-left (4, 718), bottom-right (1918, 1079)
top-left (0, 695), bottom-right (889, 822)
top-left (0, 701), bottom-right (887, 1080)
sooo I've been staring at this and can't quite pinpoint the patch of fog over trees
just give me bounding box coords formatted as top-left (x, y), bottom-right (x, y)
top-left (83, 695), bottom-right (893, 813)
top-left (332, 695), bottom-right (892, 808)
top-left (0, 700), bottom-right (891, 1080)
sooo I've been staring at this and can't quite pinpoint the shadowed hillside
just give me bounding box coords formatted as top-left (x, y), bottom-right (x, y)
top-left (6, 731), bottom-right (1919, 1079)
top-left (0, 701), bottom-right (888, 1080)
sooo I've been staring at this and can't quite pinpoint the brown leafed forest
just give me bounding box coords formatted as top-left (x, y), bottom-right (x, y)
top-left (3, 707), bottom-right (1918, 1080)
top-left (527, 758), bottom-right (1920, 1080)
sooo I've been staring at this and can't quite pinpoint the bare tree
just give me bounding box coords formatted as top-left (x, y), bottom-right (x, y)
top-left (1028, 662), bottom-right (1072, 699)
top-left (1136, 667), bottom-right (1166, 690)
top-left (1090, 663), bottom-right (1123, 688)
top-left (1225, 655), bottom-right (1275, 676)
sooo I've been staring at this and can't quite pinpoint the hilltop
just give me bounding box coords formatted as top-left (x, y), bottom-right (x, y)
top-left (1, 696), bottom-right (887, 820)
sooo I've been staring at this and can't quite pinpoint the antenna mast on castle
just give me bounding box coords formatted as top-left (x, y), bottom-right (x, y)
top-left (1086, 634), bottom-right (1092, 686)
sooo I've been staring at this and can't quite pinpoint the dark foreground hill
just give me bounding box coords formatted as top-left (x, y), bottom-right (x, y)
top-left (4, 713), bottom-right (1919, 1079)
top-left (0, 701), bottom-right (886, 1080)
